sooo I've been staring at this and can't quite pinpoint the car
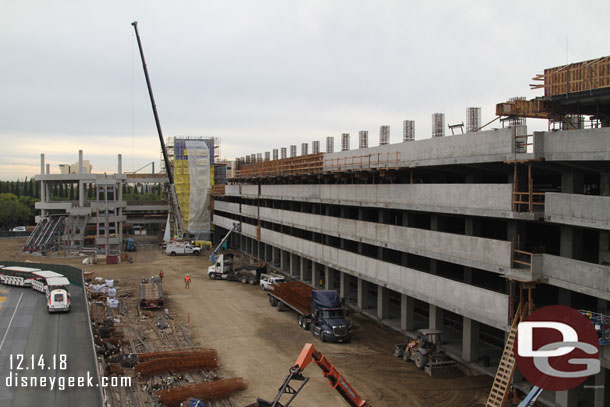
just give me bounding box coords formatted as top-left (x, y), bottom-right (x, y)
top-left (11, 226), bottom-right (26, 232)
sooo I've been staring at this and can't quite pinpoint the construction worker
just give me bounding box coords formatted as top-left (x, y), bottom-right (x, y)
top-left (159, 270), bottom-right (164, 280)
top-left (184, 274), bottom-right (191, 289)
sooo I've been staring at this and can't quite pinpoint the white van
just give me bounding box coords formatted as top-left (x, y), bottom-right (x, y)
top-left (45, 277), bottom-right (71, 313)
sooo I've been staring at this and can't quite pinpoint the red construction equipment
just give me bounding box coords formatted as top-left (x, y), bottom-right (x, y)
top-left (249, 343), bottom-right (371, 407)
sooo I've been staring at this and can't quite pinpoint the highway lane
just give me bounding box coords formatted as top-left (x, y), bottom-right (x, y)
top-left (0, 284), bottom-right (102, 407)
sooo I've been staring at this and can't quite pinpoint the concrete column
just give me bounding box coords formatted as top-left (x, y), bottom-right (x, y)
top-left (324, 266), bottom-right (334, 290)
top-left (429, 304), bottom-right (444, 330)
top-left (299, 256), bottom-right (305, 281)
top-left (601, 173), bottom-right (610, 196)
top-left (401, 294), bottom-right (415, 331)
top-left (117, 154), bottom-right (122, 174)
top-left (279, 248), bottom-right (284, 271)
top-left (462, 317), bottom-right (480, 362)
top-left (290, 253), bottom-right (297, 276)
top-left (46, 163), bottom-right (50, 174)
top-left (377, 285), bottom-right (389, 320)
top-left (40, 154), bottom-right (46, 217)
top-left (312, 262), bottom-right (320, 288)
top-left (561, 170), bottom-right (584, 194)
top-left (339, 271), bottom-right (347, 301)
top-left (594, 367), bottom-right (610, 407)
top-left (555, 389), bottom-right (578, 407)
top-left (357, 278), bottom-right (366, 310)
top-left (558, 288), bottom-right (572, 307)
top-left (78, 150), bottom-right (83, 174)
top-left (560, 226), bottom-right (583, 260)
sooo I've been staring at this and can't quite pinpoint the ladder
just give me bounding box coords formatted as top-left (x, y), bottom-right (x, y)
top-left (486, 302), bottom-right (527, 407)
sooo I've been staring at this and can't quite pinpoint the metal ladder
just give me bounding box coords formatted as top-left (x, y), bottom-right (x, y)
top-left (486, 302), bottom-right (527, 407)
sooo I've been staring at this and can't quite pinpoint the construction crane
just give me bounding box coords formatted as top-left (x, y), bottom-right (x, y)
top-left (131, 21), bottom-right (185, 237)
top-left (247, 343), bottom-right (371, 407)
top-left (210, 222), bottom-right (240, 262)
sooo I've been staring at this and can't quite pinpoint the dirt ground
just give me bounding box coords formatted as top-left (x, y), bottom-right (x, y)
top-left (1, 237), bottom-right (493, 407)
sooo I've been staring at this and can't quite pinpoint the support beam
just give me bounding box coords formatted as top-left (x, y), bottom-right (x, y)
top-left (300, 256), bottom-right (305, 282)
top-left (377, 285), bottom-right (390, 320)
top-left (357, 278), bottom-right (366, 310)
top-left (312, 261), bottom-right (320, 288)
top-left (324, 266), bottom-right (334, 290)
top-left (429, 304), bottom-right (444, 330)
top-left (462, 317), bottom-right (480, 362)
top-left (401, 294), bottom-right (415, 331)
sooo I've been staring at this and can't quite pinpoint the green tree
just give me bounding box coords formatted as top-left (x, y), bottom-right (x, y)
top-left (0, 193), bottom-right (32, 230)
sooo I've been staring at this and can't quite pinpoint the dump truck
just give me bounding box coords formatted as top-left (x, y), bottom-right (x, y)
top-left (267, 281), bottom-right (351, 343)
top-left (207, 253), bottom-right (267, 285)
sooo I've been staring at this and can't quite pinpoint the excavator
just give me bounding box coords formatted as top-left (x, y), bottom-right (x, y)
top-left (246, 343), bottom-right (371, 407)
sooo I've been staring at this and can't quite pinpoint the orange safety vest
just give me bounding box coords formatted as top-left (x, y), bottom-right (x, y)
top-left (185, 276), bottom-right (191, 283)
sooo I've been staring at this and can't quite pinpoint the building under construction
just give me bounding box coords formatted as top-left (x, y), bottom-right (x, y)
top-left (211, 56), bottom-right (610, 407)
top-left (28, 151), bottom-right (168, 261)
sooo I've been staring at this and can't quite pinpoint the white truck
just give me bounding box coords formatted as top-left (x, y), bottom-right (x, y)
top-left (208, 253), bottom-right (267, 284)
top-left (260, 273), bottom-right (286, 290)
top-left (166, 241), bottom-right (201, 256)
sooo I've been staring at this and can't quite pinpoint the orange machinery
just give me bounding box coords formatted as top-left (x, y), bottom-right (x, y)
top-left (249, 343), bottom-right (371, 407)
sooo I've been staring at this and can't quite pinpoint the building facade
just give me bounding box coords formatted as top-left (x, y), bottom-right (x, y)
top-left (212, 126), bottom-right (610, 407)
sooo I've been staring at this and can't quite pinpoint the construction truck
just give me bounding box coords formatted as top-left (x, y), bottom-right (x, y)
top-left (166, 241), bottom-right (201, 256)
top-left (246, 343), bottom-right (370, 407)
top-left (124, 238), bottom-right (136, 252)
top-left (267, 281), bottom-right (351, 343)
top-left (394, 329), bottom-right (455, 375)
top-left (207, 253), bottom-right (267, 285)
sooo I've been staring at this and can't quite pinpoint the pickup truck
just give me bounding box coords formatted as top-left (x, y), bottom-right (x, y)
top-left (260, 273), bottom-right (285, 290)
top-left (267, 281), bottom-right (351, 343)
top-left (166, 241), bottom-right (201, 256)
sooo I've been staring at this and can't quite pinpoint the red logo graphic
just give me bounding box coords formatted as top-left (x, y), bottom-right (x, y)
top-left (514, 305), bottom-right (600, 391)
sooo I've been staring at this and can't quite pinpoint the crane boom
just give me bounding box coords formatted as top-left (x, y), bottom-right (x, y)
top-left (131, 21), bottom-right (185, 236)
top-left (253, 343), bottom-right (371, 407)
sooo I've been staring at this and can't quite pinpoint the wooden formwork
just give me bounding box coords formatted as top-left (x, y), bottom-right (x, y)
top-left (531, 55), bottom-right (610, 98)
top-left (235, 153), bottom-right (323, 178)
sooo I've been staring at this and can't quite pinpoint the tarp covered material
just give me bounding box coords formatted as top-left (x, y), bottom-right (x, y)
top-left (311, 290), bottom-right (341, 312)
top-left (185, 140), bottom-right (211, 240)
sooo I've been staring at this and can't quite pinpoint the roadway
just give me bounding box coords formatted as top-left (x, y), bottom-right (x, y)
top-left (0, 284), bottom-right (102, 407)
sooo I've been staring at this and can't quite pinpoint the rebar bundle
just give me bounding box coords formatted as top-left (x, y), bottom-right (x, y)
top-left (137, 348), bottom-right (216, 363)
top-left (134, 354), bottom-right (219, 377)
top-left (158, 378), bottom-right (248, 407)
top-left (270, 281), bottom-right (313, 314)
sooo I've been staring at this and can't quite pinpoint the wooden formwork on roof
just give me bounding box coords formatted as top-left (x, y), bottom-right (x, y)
top-left (531, 55), bottom-right (610, 98)
top-left (235, 153), bottom-right (323, 178)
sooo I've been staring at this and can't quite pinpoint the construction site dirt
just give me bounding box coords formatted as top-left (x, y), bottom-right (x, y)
top-left (0, 237), bottom-right (492, 407)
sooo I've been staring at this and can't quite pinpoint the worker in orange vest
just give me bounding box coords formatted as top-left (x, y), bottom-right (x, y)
top-left (184, 274), bottom-right (191, 289)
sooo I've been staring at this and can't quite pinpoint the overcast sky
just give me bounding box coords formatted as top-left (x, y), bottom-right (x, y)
top-left (1, 0), bottom-right (608, 180)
